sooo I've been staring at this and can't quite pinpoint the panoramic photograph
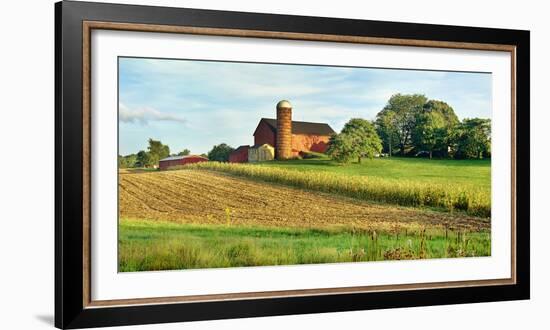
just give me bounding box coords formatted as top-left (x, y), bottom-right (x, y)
top-left (117, 57), bottom-right (492, 272)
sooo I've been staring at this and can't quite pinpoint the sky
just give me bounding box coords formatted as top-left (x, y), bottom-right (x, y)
top-left (119, 57), bottom-right (492, 156)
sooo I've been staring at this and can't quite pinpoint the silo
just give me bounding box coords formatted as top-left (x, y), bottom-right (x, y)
top-left (276, 100), bottom-right (292, 160)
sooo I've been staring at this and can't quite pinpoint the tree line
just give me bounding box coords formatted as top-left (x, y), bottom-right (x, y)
top-left (118, 138), bottom-right (235, 168)
top-left (327, 93), bottom-right (491, 163)
top-left (119, 93), bottom-right (490, 168)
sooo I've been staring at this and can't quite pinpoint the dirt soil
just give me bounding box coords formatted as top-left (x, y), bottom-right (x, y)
top-left (119, 170), bottom-right (490, 231)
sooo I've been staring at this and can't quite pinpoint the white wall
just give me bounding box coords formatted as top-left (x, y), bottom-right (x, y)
top-left (0, 0), bottom-right (546, 329)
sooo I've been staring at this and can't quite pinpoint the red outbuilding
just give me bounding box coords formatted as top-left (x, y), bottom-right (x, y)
top-left (229, 145), bottom-right (250, 163)
top-left (158, 155), bottom-right (208, 170)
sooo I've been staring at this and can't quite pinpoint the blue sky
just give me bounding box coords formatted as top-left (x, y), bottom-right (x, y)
top-left (119, 57), bottom-right (492, 155)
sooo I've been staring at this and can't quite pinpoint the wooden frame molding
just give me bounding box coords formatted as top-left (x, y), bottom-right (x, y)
top-left (83, 20), bottom-right (517, 52)
top-left (81, 20), bottom-right (517, 309)
top-left (56, 2), bottom-right (530, 328)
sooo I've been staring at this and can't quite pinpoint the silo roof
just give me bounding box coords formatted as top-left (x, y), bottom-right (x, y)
top-left (276, 100), bottom-right (292, 109)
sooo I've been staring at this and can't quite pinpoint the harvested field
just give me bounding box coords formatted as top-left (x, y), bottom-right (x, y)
top-left (181, 161), bottom-right (491, 217)
top-left (119, 169), bottom-right (489, 232)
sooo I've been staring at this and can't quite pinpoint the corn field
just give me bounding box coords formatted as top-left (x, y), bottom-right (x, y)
top-left (178, 162), bottom-right (491, 217)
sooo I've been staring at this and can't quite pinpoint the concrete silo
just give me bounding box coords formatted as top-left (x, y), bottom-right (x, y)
top-left (276, 100), bottom-right (292, 160)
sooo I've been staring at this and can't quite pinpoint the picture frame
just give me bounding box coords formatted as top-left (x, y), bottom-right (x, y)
top-left (55, 1), bottom-right (530, 328)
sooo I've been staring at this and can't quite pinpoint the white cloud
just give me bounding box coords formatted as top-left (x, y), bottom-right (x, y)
top-left (119, 103), bottom-right (186, 125)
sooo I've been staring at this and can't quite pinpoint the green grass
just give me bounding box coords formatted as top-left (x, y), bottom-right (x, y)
top-left (180, 158), bottom-right (491, 217)
top-left (119, 219), bottom-right (491, 272)
top-left (251, 157), bottom-right (491, 190)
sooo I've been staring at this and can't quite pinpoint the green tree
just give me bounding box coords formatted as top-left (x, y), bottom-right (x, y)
top-left (375, 94), bottom-right (428, 156)
top-left (327, 118), bottom-right (382, 164)
top-left (326, 134), bottom-right (357, 163)
top-left (118, 155), bottom-right (125, 168)
top-left (147, 138), bottom-right (170, 166)
top-left (412, 111), bottom-right (446, 159)
top-left (418, 100), bottom-right (459, 158)
top-left (424, 100), bottom-right (459, 126)
top-left (118, 154), bottom-right (137, 168)
top-left (375, 110), bottom-right (398, 156)
top-left (415, 111), bottom-right (445, 159)
top-left (177, 149), bottom-right (191, 156)
top-left (207, 143), bottom-right (234, 162)
top-left (453, 118), bottom-right (491, 159)
top-left (135, 150), bottom-right (150, 167)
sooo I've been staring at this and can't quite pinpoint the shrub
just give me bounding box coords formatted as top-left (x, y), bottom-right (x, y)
top-left (300, 151), bottom-right (327, 159)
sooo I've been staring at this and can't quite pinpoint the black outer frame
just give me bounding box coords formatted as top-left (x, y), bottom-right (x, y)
top-left (55, 0), bottom-right (530, 328)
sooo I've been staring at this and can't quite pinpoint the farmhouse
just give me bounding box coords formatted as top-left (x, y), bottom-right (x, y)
top-left (230, 100), bottom-right (335, 162)
top-left (158, 155), bottom-right (208, 170)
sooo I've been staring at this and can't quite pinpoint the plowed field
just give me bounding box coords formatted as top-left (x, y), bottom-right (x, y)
top-left (119, 169), bottom-right (489, 232)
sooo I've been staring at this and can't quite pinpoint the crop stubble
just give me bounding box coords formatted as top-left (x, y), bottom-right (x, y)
top-left (119, 170), bottom-right (489, 232)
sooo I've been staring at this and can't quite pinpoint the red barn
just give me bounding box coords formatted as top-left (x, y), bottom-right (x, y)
top-left (229, 100), bottom-right (336, 163)
top-left (253, 118), bottom-right (335, 157)
top-left (158, 155), bottom-right (208, 170)
top-left (229, 145), bottom-right (250, 163)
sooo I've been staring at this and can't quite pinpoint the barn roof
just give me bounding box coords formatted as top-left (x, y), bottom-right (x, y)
top-left (159, 155), bottom-right (208, 162)
top-left (233, 145), bottom-right (250, 152)
top-left (255, 118), bottom-right (335, 136)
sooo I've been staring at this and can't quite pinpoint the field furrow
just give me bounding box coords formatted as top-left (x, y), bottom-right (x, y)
top-left (119, 170), bottom-right (489, 232)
